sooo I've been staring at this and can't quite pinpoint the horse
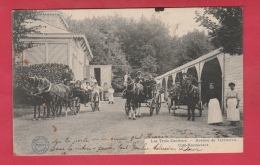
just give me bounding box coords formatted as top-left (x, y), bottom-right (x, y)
top-left (123, 74), bottom-right (142, 119)
top-left (28, 76), bottom-right (72, 117)
top-left (185, 82), bottom-right (200, 121)
top-left (26, 76), bottom-right (47, 120)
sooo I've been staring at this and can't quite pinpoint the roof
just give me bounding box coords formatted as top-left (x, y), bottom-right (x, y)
top-left (156, 48), bottom-right (222, 80)
top-left (23, 33), bottom-right (93, 59)
top-left (25, 20), bottom-right (70, 34)
top-left (36, 10), bottom-right (69, 29)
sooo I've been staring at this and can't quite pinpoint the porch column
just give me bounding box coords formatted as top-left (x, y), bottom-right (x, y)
top-left (164, 76), bottom-right (168, 101)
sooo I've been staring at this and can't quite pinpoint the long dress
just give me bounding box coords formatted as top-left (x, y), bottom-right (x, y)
top-left (226, 90), bottom-right (240, 121)
top-left (108, 88), bottom-right (114, 102)
top-left (207, 89), bottom-right (223, 124)
top-left (92, 86), bottom-right (103, 108)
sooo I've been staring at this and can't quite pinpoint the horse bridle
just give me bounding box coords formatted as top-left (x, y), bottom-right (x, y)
top-left (33, 79), bottom-right (52, 95)
top-left (125, 81), bottom-right (136, 93)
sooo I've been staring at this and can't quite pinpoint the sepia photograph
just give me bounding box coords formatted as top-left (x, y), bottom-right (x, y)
top-left (12, 8), bottom-right (243, 155)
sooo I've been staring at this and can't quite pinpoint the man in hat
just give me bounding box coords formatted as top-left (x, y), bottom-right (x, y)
top-left (182, 73), bottom-right (198, 90)
top-left (188, 74), bottom-right (198, 87)
top-left (146, 74), bottom-right (157, 98)
top-left (61, 66), bottom-right (73, 86)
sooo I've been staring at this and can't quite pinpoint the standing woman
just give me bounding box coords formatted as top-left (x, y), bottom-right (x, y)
top-left (206, 83), bottom-right (223, 125)
top-left (226, 82), bottom-right (240, 126)
top-left (108, 86), bottom-right (115, 104)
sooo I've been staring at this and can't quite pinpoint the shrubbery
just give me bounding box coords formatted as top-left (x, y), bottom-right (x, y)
top-left (13, 63), bottom-right (74, 105)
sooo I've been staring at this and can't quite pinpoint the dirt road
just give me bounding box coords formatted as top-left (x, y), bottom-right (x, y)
top-left (13, 97), bottom-right (243, 155)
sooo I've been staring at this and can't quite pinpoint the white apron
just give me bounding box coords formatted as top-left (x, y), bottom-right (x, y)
top-left (108, 89), bottom-right (114, 102)
top-left (227, 98), bottom-right (240, 121)
top-left (208, 98), bottom-right (223, 124)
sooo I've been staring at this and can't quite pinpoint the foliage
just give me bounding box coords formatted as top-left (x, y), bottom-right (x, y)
top-left (13, 63), bottom-right (74, 89)
top-left (195, 7), bottom-right (243, 55)
top-left (65, 13), bottom-right (216, 86)
top-left (13, 63), bottom-right (74, 105)
top-left (12, 10), bottom-right (43, 55)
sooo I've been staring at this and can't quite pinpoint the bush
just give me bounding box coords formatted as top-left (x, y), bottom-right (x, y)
top-left (13, 63), bottom-right (75, 105)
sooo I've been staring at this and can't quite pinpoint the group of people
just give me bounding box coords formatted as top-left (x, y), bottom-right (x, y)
top-left (61, 66), bottom-right (115, 107)
top-left (168, 72), bottom-right (241, 126)
top-left (206, 82), bottom-right (240, 126)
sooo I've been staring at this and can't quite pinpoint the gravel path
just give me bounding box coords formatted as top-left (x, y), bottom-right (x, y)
top-left (13, 97), bottom-right (243, 155)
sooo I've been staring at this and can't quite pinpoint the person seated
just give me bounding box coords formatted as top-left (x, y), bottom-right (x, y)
top-left (61, 66), bottom-right (73, 86)
top-left (146, 75), bottom-right (157, 98)
top-left (134, 71), bottom-right (144, 95)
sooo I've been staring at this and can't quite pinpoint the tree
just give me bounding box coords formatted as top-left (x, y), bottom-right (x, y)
top-left (177, 30), bottom-right (215, 65)
top-left (141, 55), bottom-right (158, 75)
top-left (12, 10), bottom-right (43, 55)
top-left (195, 7), bottom-right (243, 55)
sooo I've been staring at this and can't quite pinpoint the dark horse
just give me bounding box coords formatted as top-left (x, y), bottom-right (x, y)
top-left (123, 74), bottom-right (142, 120)
top-left (27, 76), bottom-right (72, 118)
top-left (185, 83), bottom-right (200, 121)
top-left (25, 77), bottom-right (47, 120)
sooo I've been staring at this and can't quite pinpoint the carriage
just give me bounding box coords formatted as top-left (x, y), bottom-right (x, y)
top-left (124, 83), bottom-right (162, 117)
top-left (167, 82), bottom-right (203, 117)
top-left (69, 81), bottom-right (99, 112)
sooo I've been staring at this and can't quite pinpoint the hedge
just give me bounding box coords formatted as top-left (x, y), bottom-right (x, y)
top-left (13, 63), bottom-right (74, 105)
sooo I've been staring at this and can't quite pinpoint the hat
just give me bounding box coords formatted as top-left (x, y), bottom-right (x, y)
top-left (229, 82), bottom-right (235, 87)
top-left (209, 82), bottom-right (215, 85)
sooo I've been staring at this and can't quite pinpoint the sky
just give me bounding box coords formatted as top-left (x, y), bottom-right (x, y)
top-left (61, 8), bottom-right (210, 37)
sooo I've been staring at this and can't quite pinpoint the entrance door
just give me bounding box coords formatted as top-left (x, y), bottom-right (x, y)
top-left (94, 68), bottom-right (101, 86)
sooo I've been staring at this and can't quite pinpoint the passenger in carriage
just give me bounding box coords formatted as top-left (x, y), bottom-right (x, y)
top-left (182, 73), bottom-right (198, 90)
top-left (134, 71), bottom-right (144, 95)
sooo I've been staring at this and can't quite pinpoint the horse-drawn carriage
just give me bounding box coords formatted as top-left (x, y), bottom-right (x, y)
top-left (123, 75), bottom-right (162, 117)
top-left (167, 81), bottom-right (203, 117)
top-left (26, 77), bottom-right (97, 120)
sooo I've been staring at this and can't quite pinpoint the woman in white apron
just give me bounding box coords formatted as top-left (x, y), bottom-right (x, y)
top-left (226, 82), bottom-right (240, 126)
top-left (206, 83), bottom-right (223, 125)
top-left (108, 86), bottom-right (115, 104)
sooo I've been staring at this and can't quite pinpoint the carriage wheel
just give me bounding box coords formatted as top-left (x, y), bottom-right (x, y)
top-left (91, 95), bottom-right (99, 112)
top-left (125, 101), bottom-right (130, 115)
top-left (69, 100), bottom-right (77, 115)
top-left (150, 99), bottom-right (155, 116)
top-left (75, 97), bottom-right (81, 113)
top-left (84, 94), bottom-right (90, 107)
top-left (156, 94), bottom-right (161, 114)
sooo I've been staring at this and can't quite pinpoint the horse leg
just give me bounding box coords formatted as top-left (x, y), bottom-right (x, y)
top-left (65, 101), bottom-right (68, 116)
top-left (137, 102), bottom-right (141, 117)
top-left (191, 101), bottom-right (196, 121)
top-left (43, 106), bottom-right (46, 117)
top-left (58, 101), bottom-right (62, 116)
top-left (132, 106), bottom-right (136, 120)
top-left (38, 105), bottom-right (41, 120)
top-left (46, 102), bottom-right (50, 118)
top-left (187, 102), bottom-right (191, 121)
top-left (33, 104), bottom-right (36, 121)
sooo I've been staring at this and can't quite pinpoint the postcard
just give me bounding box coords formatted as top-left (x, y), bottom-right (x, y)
top-left (12, 8), bottom-right (243, 155)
